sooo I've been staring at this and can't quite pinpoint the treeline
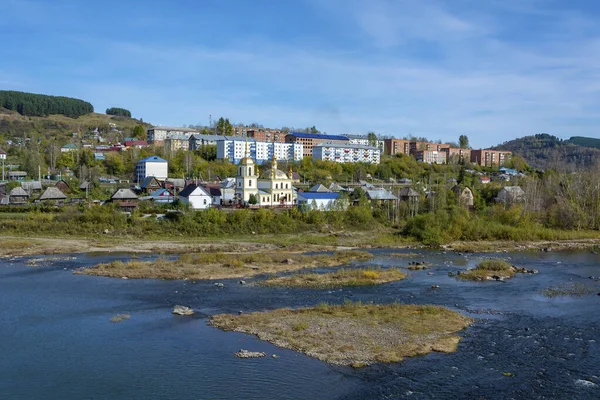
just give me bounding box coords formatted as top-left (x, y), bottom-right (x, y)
top-left (568, 136), bottom-right (600, 150)
top-left (0, 90), bottom-right (93, 118)
top-left (106, 107), bottom-right (131, 118)
top-left (495, 133), bottom-right (600, 172)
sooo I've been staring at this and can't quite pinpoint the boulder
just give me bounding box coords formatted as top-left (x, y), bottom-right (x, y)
top-left (172, 305), bottom-right (194, 316)
top-left (214, 283), bottom-right (225, 288)
top-left (281, 258), bottom-right (294, 265)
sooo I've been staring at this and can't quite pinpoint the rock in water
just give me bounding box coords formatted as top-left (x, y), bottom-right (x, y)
top-left (235, 349), bottom-right (266, 358)
top-left (172, 305), bottom-right (194, 316)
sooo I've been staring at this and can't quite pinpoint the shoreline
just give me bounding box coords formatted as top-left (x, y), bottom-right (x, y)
top-left (1, 234), bottom-right (600, 258)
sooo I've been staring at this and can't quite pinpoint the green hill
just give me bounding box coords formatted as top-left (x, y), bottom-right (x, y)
top-left (0, 90), bottom-right (93, 118)
top-left (493, 133), bottom-right (600, 171)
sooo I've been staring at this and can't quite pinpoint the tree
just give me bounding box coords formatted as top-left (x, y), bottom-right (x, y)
top-left (132, 125), bottom-right (146, 140)
top-left (367, 132), bottom-right (378, 147)
top-left (216, 117), bottom-right (234, 136)
top-left (248, 194), bottom-right (258, 205)
top-left (459, 135), bottom-right (470, 149)
top-left (106, 107), bottom-right (131, 118)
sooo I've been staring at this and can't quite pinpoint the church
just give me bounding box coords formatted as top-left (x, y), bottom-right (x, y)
top-left (235, 152), bottom-right (296, 207)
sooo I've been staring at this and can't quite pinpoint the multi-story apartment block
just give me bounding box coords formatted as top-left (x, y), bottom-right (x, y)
top-left (470, 149), bottom-right (512, 167)
top-left (312, 143), bottom-right (381, 164)
top-left (147, 126), bottom-right (199, 145)
top-left (285, 132), bottom-right (349, 157)
top-left (164, 134), bottom-right (190, 155)
top-left (247, 129), bottom-right (287, 143)
top-left (217, 138), bottom-right (303, 164)
top-left (188, 134), bottom-right (225, 150)
top-left (443, 148), bottom-right (472, 164)
top-left (383, 138), bottom-right (410, 156)
top-left (415, 150), bottom-right (447, 164)
top-left (135, 156), bottom-right (168, 182)
top-left (409, 141), bottom-right (450, 155)
top-left (343, 134), bottom-right (385, 151)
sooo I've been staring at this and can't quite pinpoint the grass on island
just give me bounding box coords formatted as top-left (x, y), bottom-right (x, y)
top-left (457, 260), bottom-right (517, 281)
top-left (210, 301), bottom-right (472, 366)
top-left (260, 267), bottom-right (406, 289)
top-left (78, 250), bottom-right (374, 280)
top-left (110, 313), bottom-right (130, 323)
top-left (541, 282), bottom-right (598, 298)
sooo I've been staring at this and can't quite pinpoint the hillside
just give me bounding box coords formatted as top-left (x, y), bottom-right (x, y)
top-left (0, 90), bottom-right (93, 118)
top-left (493, 133), bottom-right (600, 171)
top-left (568, 136), bottom-right (600, 150)
top-left (0, 107), bottom-right (149, 145)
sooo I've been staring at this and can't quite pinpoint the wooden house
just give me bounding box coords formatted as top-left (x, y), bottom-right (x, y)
top-left (9, 186), bottom-right (29, 205)
top-left (110, 188), bottom-right (139, 211)
top-left (38, 187), bottom-right (67, 205)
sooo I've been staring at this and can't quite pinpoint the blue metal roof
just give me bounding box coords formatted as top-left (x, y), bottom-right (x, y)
top-left (288, 132), bottom-right (349, 141)
top-left (298, 192), bottom-right (341, 200)
top-left (139, 156), bottom-right (167, 163)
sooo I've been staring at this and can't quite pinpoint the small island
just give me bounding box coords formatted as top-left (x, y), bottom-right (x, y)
top-left (456, 260), bottom-right (534, 281)
top-left (260, 267), bottom-right (406, 289)
top-left (78, 250), bottom-right (373, 280)
top-left (210, 302), bottom-right (472, 366)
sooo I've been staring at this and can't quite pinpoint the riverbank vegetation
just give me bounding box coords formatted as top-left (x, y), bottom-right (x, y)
top-left (210, 302), bottom-right (472, 366)
top-left (260, 267), bottom-right (406, 289)
top-left (457, 260), bottom-right (517, 281)
top-left (79, 250), bottom-right (373, 280)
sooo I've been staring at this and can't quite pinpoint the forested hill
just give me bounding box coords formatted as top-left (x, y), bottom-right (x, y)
top-left (493, 133), bottom-right (600, 171)
top-left (0, 90), bottom-right (93, 118)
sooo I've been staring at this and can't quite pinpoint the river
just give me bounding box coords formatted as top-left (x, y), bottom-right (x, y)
top-left (0, 249), bottom-right (598, 399)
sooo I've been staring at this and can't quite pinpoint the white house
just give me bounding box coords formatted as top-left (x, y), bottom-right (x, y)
top-left (147, 126), bottom-right (199, 145)
top-left (135, 156), bottom-right (168, 182)
top-left (312, 143), bottom-right (381, 164)
top-left (297, 192), bottom-right (346, 210)
top-left (178, 184), bottom-right (212, 209)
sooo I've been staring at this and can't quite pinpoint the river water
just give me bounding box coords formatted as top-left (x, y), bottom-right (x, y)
top-left (0, 249), bottom-right (598, 399)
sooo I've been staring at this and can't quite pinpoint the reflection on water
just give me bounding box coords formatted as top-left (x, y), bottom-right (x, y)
top-left (0, 249), bottom-right (598, 399)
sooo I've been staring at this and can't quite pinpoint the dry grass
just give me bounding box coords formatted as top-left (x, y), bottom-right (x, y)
top-left (78, 250), bottom-right (373, 280)
top-left (541, 283), bottom-right (598, 298)
top-left (211, 301), bottom-right (472, 366)
top-left (261, 267), bottom-right (406, 289)
top-left (457, 260), bottom-right (517, 281)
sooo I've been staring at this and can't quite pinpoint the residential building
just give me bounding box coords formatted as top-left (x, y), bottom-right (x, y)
top-left (124, 140), bottom-right (148, 149)
top-left (0, 149), bottom-right (6, 160)
top-left (247, 129), bottom-right (287, 143)
top-left (383, 139), bottom-right (410, 156)
top-left (110, 188), bottom-right (138, 211)
top-left (297, 192), bottom-right (344, 210)
top-left (470, 149), bottom-right (512, 167)
top-left (343, 134), bottom-right (385, 151)
top-left (178, 184), bottom-right (211, 209)
top-left (415, 150), bottom-right (447, 164)
top-left (140, 176), bottom-right (163, 193)
top-left (366, 188), bottom-right (397, 203)
top-left (164, 134), bottom-right (190, 155)
top-left (217, 138), bottom-right (302, 164)
top-left (285, 132), bottom-right (349, 157)
top-left (151, 188), bottom-right (175, 203)
top-left (147, 126), bottom-right (199, 145)
top-left (38, 187), bottom-right (67, 204)
top-left (9, 187), bottom-right (29, 204)
top-left (188, 134), bottom-right (225, 150)
top-left (312, 143), bottom-right (381, 164)
top-left (443, 148), bottom-right (472, 164)
top-left (8, 171), bottom-right (27, 181)
top-left (61, 143), bottom-right (78, 153)
top-left (135, 156), bottom-right (168, 182)
top-left (452, 186), bottom-right (474, 208)
top-left (409, 142), bottom-right (450, 155)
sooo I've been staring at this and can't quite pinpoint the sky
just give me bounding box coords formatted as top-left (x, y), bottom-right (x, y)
top-left (2, 0), bottom-right (600, 148)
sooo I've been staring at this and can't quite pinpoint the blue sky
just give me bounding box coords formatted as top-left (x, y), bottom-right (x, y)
top-left (2, 0), bottom-right (600, 148)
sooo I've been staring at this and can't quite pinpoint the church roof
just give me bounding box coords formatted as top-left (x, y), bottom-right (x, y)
top-left (260, 168), bottom-right (289, 179)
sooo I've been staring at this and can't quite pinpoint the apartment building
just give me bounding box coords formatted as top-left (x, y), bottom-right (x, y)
top-left (383, 138), bottom-right (410, 156)
top-left (409, 141), bottom-right (450, 155)
top-left (312, 143), bottom-right (381, 164)
top-left (285, 132), bottom-right (349, 157)
top-left (470, 149), bottom-right (512, 167)
top-left (443, 148), bottom-right (472, 164)
top-left (247, 129), bottom-right (287, 143)
top-left (217, 138), bottom-right (303, 164)
top-left (414, 150), bottom-right (447, 164)
top-left (147, 126), bottom-right (199, 145)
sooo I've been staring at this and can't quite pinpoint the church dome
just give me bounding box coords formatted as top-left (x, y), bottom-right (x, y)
top-left (239, 157), bottom-right (255, 165)
top-left (260, 169), bottom-right (289, 179)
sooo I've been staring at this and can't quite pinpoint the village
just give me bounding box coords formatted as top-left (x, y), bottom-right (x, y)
top-left (0, 125), bottom-right (525, 215)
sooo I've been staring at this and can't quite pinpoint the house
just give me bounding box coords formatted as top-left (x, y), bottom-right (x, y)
top-left (0, 148), bottom-right (6, 160)
top-left (38, 187), bottom-right (67, 204)
top-left (499, 167), bottom-right (518, 176)
top-left (220, 178), bottom-right (236, 205)
top-left (151, 188), bottom-right (175, 203)
top-left (8, 171), bottom-right (27, 181)
top-left (178, 184), bottom-right (212, 209)
top-left (140, 176), bottom-right (163, 194)
top-left (297, 192), bottom-right (344, 210)
top-left (164, 178), bottom-right (186, 193)
top-left (398, 187), bottom-right (420, 202)
top-left (55, 179), bottom-right (71, 194)
top-left (135, 156), bottom-right (168, 182)
top-left (496, 186), bottom-right (525, 207)
top-left (452, 185), bottom-right (474, 208)
top-left (79, 181), bottom-right (93, 191)
top-left (61, 143), bottom-right (78, 153)
top-left (479, 176), bottom-right (491, 184)
top-left (21, 181), bottom-right (42, 193)
top-left (366, 188), bottom-right (398, 203)
top-left (291, 172), bottom-right (301, 184)
top-left (124, 140), bottom-right (148, 149)
top-left (202, 184), bottom-right (223, 206)
top-left (309, 183), bottom-right (330, 193)
top-left (110, 188), bottom-right (139, 211)
top-left (9, 187), bottom-right (29, 204)
top-left (398, 178), bottom-right (413, 185)
top-left (94, 152), bottom-right (105, 161)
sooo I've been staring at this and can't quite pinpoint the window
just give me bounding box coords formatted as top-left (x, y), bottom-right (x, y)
top-left (248, 180), bottom-right (252, 187)
top-left (275, 183), bottom-right (278, 189)
top-left (203, 199), bottom-right (207, 205)
top-left (249, 167), bottom-right (252, 175)
top-left (285, 184), bottom-right (288, 189)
